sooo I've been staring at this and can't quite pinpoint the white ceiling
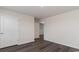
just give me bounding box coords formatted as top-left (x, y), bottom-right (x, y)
top-left (1, 6), bottom-right (79, 19)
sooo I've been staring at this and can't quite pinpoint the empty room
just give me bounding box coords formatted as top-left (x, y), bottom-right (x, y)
top-left (0, 6), bottom-right (79, 52)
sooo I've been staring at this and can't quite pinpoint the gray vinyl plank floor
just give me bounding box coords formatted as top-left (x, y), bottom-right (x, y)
top-left (0, 40), bottom-right (79, 52)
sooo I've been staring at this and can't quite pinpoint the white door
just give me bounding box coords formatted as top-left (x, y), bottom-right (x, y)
top-left (0, 16), bottom-right (19, 48)
top-left (0, 16), bottom-right (4, 48)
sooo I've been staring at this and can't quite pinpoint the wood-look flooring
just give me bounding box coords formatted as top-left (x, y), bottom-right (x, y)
top-left (0, 40), bottom-right (79, 52)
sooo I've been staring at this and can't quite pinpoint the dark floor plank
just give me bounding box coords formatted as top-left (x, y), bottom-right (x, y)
top-left (0, 40), bottom-right (79, 52)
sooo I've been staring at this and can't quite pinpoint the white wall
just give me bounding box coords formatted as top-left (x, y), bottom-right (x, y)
top-left (0, 9), bottom-right (34, 47)
top-left (41, 9), bottom-right (79, 49)
top-left (18, 16), bottom-right (34, 44)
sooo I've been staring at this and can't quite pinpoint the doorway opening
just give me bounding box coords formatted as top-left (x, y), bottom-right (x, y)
top-left (39, 23), bottom-right (44, 40)
top-left (34, 18), bottom-right (44, 41)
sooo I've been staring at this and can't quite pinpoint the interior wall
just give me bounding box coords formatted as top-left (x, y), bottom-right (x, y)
top-left (18, 16), bottom-right (34, 44)
top-left (0, 9), bottom-right (34, 46)
top-left (41, 9), bottom-right (79, 49)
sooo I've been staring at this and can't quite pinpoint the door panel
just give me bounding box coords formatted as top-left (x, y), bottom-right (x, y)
top-left (0, 17), bottom-right (1, 47)
top-left (0, 16), bottom-right (4, 48)
top-left (0, 16), bottom-right (19, 48)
